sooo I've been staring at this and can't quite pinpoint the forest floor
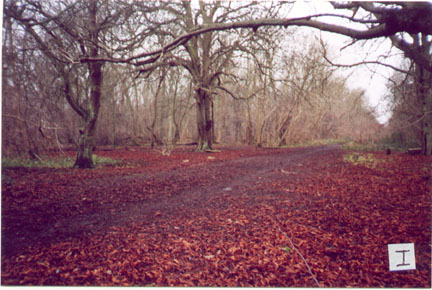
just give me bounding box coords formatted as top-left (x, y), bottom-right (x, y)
top-left (1, 144), bottom-right (431, 287)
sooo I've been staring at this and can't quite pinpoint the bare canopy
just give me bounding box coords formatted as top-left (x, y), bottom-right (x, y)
top-left (76, 2), bottom-right (432, 72)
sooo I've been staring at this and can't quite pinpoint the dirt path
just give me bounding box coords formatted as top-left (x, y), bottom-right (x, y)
top-left (2, 145), bottom-right (337, 258)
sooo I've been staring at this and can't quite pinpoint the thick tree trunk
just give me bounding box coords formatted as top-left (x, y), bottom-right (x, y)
top-left (74, 61), bottom-right (102, 168)
top-left (73, 1), bottom-right (103, 168)
top-left (195, 89), bottom-right (213, 151)
top-left (75, 127), bottom-right (95, 168)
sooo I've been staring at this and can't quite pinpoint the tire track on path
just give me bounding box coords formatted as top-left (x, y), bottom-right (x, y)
top-left (2, 144), bottom-right (340, 258)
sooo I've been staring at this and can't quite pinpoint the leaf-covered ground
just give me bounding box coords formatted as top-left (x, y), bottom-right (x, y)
top-left (1, 145), bottom-right (431, 287)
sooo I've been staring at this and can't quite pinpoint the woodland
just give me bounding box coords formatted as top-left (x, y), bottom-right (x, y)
top-left (2, 1), bottom-right (432, 166)
top-left (1, 0), bottom-right (432, 287)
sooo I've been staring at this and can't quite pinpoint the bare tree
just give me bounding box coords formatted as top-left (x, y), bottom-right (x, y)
top-left (2, 11), bottom-right (67, 158)
top-left (132, 1), bottom-right (431, 152)
top-left (5, 0), bottom-right (152, 167)
top-left (5, 0), bottom-right (430, 160)
top-left (386, 58), bottom-right (432, 151)
top-left (133, 2), bottom-right (286, 151)
top-left (389, 34), bottom-right (432, 154)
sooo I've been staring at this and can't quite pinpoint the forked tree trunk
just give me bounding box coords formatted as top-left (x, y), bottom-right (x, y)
top-left (74, 62), bottom-right (102, 168)
top-left (195, 89), bottom-right (213, 151)
top-left (74, 1), bottom-right (102, 168)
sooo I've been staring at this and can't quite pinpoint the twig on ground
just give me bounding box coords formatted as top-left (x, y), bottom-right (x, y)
top-left (276, 224), bottom-right (321, 288)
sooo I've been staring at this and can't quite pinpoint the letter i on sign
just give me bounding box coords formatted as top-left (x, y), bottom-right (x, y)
top-left (388, 243), bottom-right (416, 271)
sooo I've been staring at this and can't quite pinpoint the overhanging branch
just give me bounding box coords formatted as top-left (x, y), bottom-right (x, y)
top-left (319, 38), bottom-right (410, 74)
top-left (78, 13), bottom-right (430, 66)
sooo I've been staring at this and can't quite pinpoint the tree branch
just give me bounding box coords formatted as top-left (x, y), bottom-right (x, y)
top-left (390, 35), bottom-right (432, 72)
top-left (320, 38), bottom-right (410, 74)
top-left (77, 16), bottom-right (421, 64)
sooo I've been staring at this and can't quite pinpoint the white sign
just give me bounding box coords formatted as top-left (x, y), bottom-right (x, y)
top-left (388, 243), bottom-right (416, 271)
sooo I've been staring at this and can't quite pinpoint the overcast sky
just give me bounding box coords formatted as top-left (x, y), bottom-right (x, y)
top-left (287, 1), bottom-right (405, 124)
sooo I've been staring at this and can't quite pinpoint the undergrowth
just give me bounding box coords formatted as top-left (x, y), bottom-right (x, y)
top-left (341, 141), bottom-right (378, 152)
top-left (341, 140), bottom-right (421, 153)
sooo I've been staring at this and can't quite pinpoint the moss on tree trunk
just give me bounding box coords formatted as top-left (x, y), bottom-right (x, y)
top-left (75, 132), bottom-right (95, 168)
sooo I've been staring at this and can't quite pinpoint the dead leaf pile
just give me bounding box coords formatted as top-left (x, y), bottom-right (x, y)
top-left (2, 146), bottom-right (430, 287)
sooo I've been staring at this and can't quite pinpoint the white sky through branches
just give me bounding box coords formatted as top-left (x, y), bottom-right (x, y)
top-left (288, 1), bottom-right (402, 124)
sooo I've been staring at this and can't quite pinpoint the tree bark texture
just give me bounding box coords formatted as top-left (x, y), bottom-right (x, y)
top-left (416, 67), bottom-right (432, 155)
top-left (195, 88), bottom-right (213, 151)
top-left (74, 1), bottom-right (103, 168)
top-left (74, 62), bottom-right (102, 168)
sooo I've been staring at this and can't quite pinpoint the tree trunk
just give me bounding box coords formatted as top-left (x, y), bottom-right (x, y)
top-left (74, 62), bottom-right (102, 168)
top-left (75, 127), bottom-right (95, 168)
top-left (195, 89), bottom-right (213, 151)
top-left (416, 66), bottom-right (432, 155)
top-left (245, 101), bottom-right (254, 145)
top-left (72, 1), bottom-right (103, 168)
top-left (421, 93), bottom-right (432, 155)
top-left (423, 108), bottom-right (432, 156)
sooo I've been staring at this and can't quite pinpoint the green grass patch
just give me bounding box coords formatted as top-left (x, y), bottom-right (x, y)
top-left (284, 246), bottom-right (292, 253)
top-left (92, 155), bottom-right (121, 167)
top-left (284, 138), bottom-right (347, 148)
top-left (2, 154), bottom-right (121, 169)
top-left (1, 156), bottom-right (74, 168)
top-left (340, 141), bottom-right (378, 152)
top-left (343, 152), bottom-right (379, 168)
